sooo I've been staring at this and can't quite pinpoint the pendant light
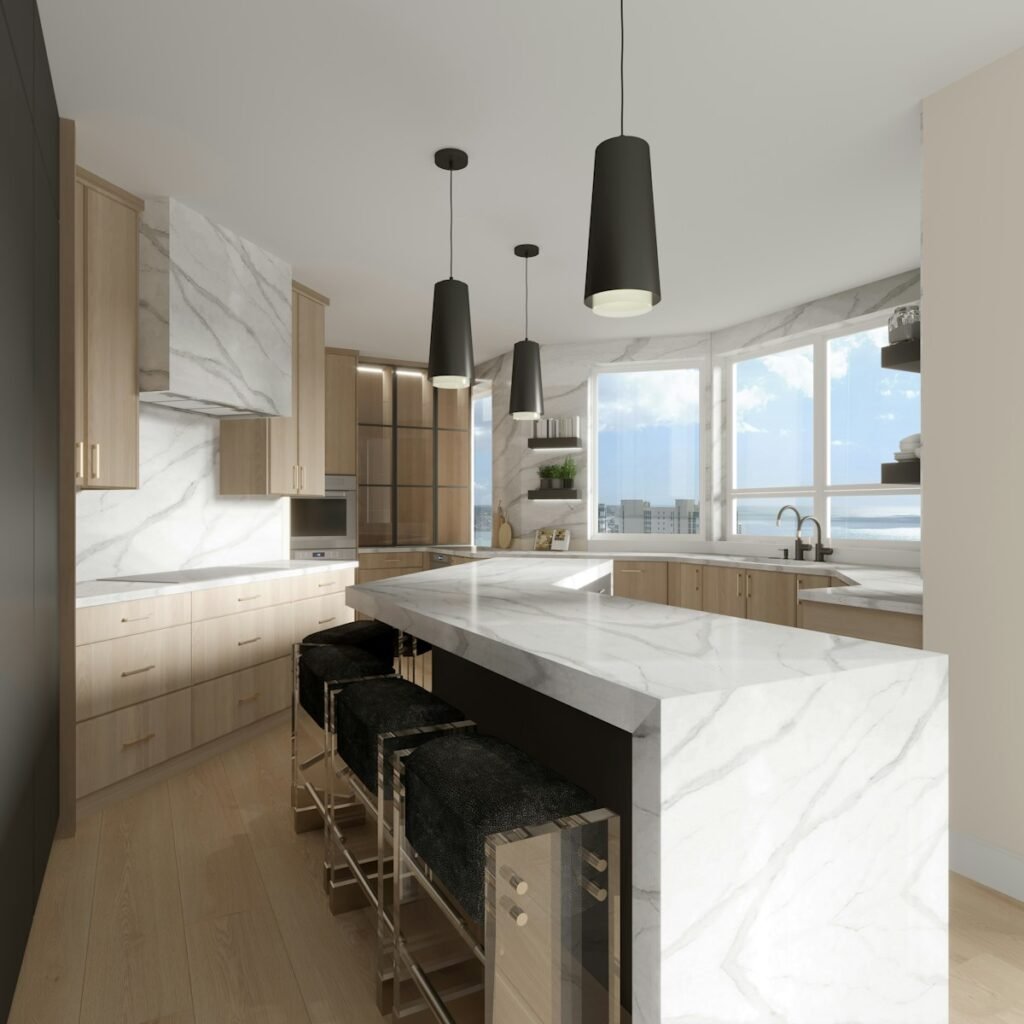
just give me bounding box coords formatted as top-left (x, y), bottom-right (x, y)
top-left (509, 244), bottom-right (544, 422)
top-left (584, 0), bottom-right (661, 317)
top-left (428, 148), bottom-right (474, 389)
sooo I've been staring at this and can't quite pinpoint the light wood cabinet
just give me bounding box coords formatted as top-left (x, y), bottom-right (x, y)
top-left (74, 567), bottom-right (356, 798)
top-left (75, 168), bottom-right (143, 489)
top-left (798, 601), bottom-right (923, 648)
top-left (745, 570), bottom-right (797, 626)
top-left (325, 348), bottom-right (358, 476)
top-left (668, 564), bottom-right (703, 610)
top-left (613, 561), bottom-right (668, 604)
top-left (700, 566), bottom-right (748, 618)
top-left (437, 489), bottom-right (470, 545)
top-left (219, 282), bottom-right (328, 496)
top-left (359, 551), bottom-right (428, 571)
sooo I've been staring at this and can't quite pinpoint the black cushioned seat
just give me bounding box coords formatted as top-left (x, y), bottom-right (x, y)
top-left (403, 735), bottom-right (598, 923)
top-left (334, 678), bottom-right (463, 797)
top-left (298, 644), bottom-right (394, 728)
top-left (301, 619), bottom-right (399, 664)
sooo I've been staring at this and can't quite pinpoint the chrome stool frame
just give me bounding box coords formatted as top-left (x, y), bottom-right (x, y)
top-left (388, 743), bottom-right (621, 1024)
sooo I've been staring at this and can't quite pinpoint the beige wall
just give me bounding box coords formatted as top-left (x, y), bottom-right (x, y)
top-left (923, 48), bottom-right (1024, 898)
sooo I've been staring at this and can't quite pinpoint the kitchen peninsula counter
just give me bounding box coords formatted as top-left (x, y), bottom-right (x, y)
top-left (348, 556), bottom-right (948, 1024)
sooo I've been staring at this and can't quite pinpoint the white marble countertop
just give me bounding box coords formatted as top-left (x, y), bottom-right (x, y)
top-left (359, 545), bottom-right (923, 615)
top-left (76, 559), bottom-right (359, 608)
top-left (347, 557), bottom-right (937, 732)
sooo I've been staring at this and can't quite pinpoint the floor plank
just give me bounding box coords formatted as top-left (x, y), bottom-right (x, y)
top-left (78, 784), bottom-right (195, 1024)
top-left (185, 906), bottom-right (311, 1024)
top-left (8, 812), bottom-right (102, 1024)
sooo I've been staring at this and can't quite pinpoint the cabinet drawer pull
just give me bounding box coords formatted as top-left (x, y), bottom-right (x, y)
top-left (292, 465), bottom-right (298, 491)
top-left (237, 594), bottom-right (262, 602)
top-left (89, 442), bottom-right (100, 480)
top-left (500, 897), bottom-right (529, 927)
top-left (75, 441), bottom-right (85, 480)
top-left (736, 574), bottom-right (743, 598)
top-left (121, 664), bottom-right (156, 678)
top-left (237, 636), bottom-right (262, 646)
top-left (237, 692), bottom-right (261, 704)
top-left (121, 614), bottom-right (151, 623)
top-left (318, 617), bottom-right (336, 625)
top-left (618, 569), bottom-right (642, 574)
top-left (317, 581), bottom-right (338, 588)
top-left (747, 575), bottom-right (752, 599)
top-left (300, 465), bottom-right (306, 490)
top-left (581, 877), bottom-right (608, 903)
top-left (122, 732), bottom-right (155, 749)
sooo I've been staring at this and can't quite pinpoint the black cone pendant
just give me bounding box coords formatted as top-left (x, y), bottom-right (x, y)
top-left (509, 243), bottom-right (544, 421)
top-left (428, 148), bottom-right (474, 389)
top-left (584, 0), bottom-right (661, 317)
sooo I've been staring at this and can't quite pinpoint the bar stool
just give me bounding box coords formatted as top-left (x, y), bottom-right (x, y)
top-left (390, 733), bottom-right (621, 1024)
top-left (291, 623), bottom-right (397, 833)
top-left (328, 677), bottom-right (472, 1011)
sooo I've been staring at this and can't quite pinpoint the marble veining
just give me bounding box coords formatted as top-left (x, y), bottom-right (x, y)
top-left (76, 405), bottom-right (289, 582)
top-left (139, 197), bottom-right (292, 417)
top-left (348, 557), bottom-right (947, 1024)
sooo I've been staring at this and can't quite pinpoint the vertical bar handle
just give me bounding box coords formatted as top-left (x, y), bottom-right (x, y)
top-left (75, 441), bottom-right (84, 480)
top-left (90, 442), bottom-right (100, 480)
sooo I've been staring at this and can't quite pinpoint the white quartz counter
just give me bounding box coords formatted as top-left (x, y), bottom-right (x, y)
top-left (348, 557), bottom-right (947, 1024)
top-left (76, 559), bottom-right (358, 608)
top-left (360, 545), bottom-right (923, 615)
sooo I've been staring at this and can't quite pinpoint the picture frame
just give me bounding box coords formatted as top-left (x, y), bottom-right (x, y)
top-left (535, 527), bottom-right (571, 552)
top-left (550, 528), bottom-right (571, 551)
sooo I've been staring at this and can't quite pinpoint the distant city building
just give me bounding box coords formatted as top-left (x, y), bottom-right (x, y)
top-left (598, 498), bottom-right (699, 535)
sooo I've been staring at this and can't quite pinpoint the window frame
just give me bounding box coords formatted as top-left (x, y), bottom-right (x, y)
top-left (724, 309), bottom-right (920, 551)
top-left (588, 358), bottom-right (710, 544)
top-left (470, 381), bottom-right (493, 547)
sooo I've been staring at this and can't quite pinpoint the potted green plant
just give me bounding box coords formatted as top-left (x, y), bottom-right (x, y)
top-left (557, 456), bottom-right (577, 490)
top-left (538, 464), bottom-right (560, 490)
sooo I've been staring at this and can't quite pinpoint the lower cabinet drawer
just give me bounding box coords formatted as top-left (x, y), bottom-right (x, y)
top-left (76, 688), bottom-right (192, 797)
top-left (191, 605), bottom-right (293, 683)
top-left (289, 568), bottom-right (355, 603)
top-left (191, 656), bottom-right (292, 748)
top-left (291, 593), bottom-right (353, 640)
top-left (76, 623), bottom-right (192, 721)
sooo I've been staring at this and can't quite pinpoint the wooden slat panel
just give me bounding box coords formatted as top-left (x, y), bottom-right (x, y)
top-left (76, 623), bottom-right (192, 721)
top-left (76, 592), bottom-right (191, 646)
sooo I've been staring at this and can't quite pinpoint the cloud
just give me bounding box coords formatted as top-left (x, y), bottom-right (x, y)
top-left (878, 412), bottom-right (896, 421)
top-left (597, 369), bottom-right (701, 431)
top-left (832, 439), bottom-right (853, 447)
top-left (761, 348), bottom-right (813, 397)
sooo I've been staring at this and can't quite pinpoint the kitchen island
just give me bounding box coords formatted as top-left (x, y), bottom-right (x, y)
top-left (347, 557), bottom-right (948, 1024)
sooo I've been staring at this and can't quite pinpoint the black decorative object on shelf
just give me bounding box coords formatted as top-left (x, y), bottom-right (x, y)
top-left (527, 489), bottom-right (581, 501)
top-left (881, 340), bottom-right (920, 374)
top-left (428, 148), bottom-right (474, 390)
top-left (509, 244), bottom-right (544, 421)
top-left (584, 0), bottom-right (660, 318)
top-left (527, 437), bottom-right (583, 451)
top-left (882, 460), bottom-right (920, 485)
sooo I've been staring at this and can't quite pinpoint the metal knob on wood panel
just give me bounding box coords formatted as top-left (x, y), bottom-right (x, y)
top-left (500, 865), bottom-right (529, 895)
top-left (500, 896), bottom-right (529, 927)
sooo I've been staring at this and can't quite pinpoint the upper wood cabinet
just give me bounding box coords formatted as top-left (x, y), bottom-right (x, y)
top-left (613, 561), bottom-right (668, 604)
top-left (325, 347), bottom-right (357, 476)
top-left (74, 168), bottom-right (143, 489)
top-left (219, 282), bottom-right (328, 496)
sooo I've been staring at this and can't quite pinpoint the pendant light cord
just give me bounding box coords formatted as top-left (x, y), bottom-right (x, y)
top-left (620, 0), bottom-right (625, 136)
top-left (448, 166), bottom-right (454, 279)
top-left (524, 255), bottom-right (529, 339)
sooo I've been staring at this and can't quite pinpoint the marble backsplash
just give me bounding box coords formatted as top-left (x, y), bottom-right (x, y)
top-left (76, 405), bottom-right (288, 581)
top-left (480, 269), bottom-right (921, 548)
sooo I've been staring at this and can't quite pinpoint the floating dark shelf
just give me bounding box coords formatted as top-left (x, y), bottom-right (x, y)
top-left (880, 339), bottom-right (920, 373)
top-left (882, 460), bottom-right (920, 485)
top-left (527, 437), bottom-right (583, 450)
top-left (527, 489), bottom-right (581, 501)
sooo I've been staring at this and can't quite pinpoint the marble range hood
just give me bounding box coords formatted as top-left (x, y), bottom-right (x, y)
top-left (139, 197), bottom-right (293, 417)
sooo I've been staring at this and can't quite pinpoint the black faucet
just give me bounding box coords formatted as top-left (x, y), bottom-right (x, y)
top-left (799, 515), bottom-right (834, 563)
top-left (776, 505), bottom-right (811, 560)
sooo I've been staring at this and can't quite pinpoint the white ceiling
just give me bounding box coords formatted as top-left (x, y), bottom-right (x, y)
top-left (40, 0), bottom-right (1024, 362)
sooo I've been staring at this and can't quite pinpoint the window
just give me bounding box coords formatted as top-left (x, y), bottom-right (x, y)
top-left (728, 316), bottom-right (920, 544)
top-left (472, 388), bottom-right (492, 546)
top-left (593, 367), bottom-right (702, 536)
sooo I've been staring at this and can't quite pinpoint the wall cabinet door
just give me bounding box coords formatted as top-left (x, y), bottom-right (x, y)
top-left (295, 287), bottom-right (325, 495)
top-left (667, 564), bottom-right (702, 610)
top-left (76, 171), bottom-right (142, 489)
top-left (325, 348), bottom-right (357, 476)
top-left (700, 566), bottom-right (747, 618)
top-left (745, 569), bottom-right (797, 626)
top-left (613, 561), bottom-right (668, 604)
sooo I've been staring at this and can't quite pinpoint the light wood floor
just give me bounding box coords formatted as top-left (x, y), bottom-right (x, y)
top-left (8, 721), bottom-right (1024, 1024)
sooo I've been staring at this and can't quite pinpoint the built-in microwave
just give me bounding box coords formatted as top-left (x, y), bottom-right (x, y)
top-left (289, 474), bottom-right (357, 561)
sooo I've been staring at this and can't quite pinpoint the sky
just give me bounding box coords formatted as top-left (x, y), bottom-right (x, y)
top-left (473, 392), bottom-right (492, 507)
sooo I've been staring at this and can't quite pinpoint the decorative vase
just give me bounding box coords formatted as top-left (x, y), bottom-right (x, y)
top-left (539, 478), bottom-right (554, 490)
top-left (563, 478), bottom-right (575, 490)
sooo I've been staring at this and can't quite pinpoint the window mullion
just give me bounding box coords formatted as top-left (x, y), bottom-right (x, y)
top-left (813, 334), bottom-right (828, 534)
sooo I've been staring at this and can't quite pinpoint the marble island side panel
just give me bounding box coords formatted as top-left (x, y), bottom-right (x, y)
top-left (347, 557), bottom-right (947, 1024)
